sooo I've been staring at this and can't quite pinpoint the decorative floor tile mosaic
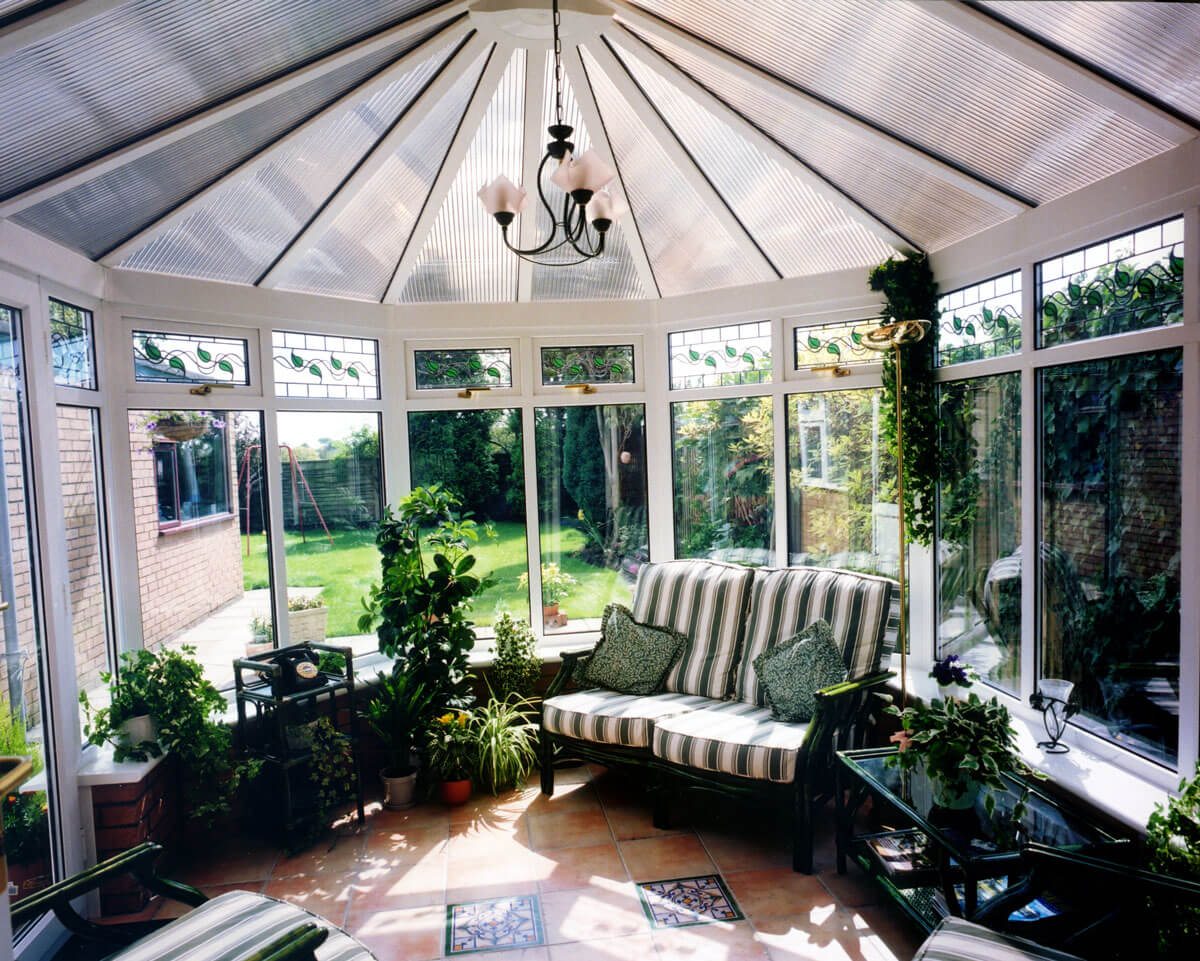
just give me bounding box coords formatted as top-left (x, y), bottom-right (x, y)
top-left (446, 894), bottom-right (545, 954)
top-left (637, 875), bottom-right (744, 928)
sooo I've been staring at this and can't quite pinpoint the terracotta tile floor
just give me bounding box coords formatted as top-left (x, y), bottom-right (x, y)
top-left (105, 766), bottom-right (926, 961)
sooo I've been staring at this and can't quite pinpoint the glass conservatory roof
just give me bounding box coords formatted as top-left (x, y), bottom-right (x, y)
top-left (1, 0), bottom-right (1196, 304)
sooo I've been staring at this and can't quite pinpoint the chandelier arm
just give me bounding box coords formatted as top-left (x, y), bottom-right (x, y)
top-left (503, 153), bottom-right (582, 257)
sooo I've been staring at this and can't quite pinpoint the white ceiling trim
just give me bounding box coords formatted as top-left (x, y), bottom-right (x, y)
top-left (609, 23), bottom-right (917, 256)
top-left (258, 28), bottom-right (487, 289)
top-left (383, 41), bottom-right (515, 303)
top-left (561, 42), bottom-right (658, 298)
top-left (601, 0), bottom-right (1030, 217)
top-left (515, 46), bottom-right (547, 302)
top-left (0, 2), bottom-right (472, 216)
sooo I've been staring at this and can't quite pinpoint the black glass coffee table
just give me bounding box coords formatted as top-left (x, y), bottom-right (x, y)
top-left (835, 747), bottom-right (1127, 933)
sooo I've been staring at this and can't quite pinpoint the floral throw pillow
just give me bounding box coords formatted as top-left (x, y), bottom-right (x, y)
top-left (753, 619), bottom-right (848, 723)
top-left (582, 603), bottom-right (688, 695)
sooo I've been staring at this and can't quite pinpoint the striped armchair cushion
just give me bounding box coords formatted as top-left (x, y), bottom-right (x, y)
top-left (632, 559), bottom-right (756, 699)
top-left (915, 918), bottom-right (1084, 961)
top-left (651, 701), bottom-right (811, 783)
top-left (114, 890), bottom-right (374, 961)
top-left (734, 566), bottom-right (894, 705)
top-left (543, 689), bottom-right (717, 748)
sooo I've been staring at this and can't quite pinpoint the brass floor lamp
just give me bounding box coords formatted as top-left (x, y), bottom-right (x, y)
top-left (862, 319), bottom-right (930, 710)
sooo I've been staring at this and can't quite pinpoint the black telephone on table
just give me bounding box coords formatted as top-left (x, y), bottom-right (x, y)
top-left (264, 646), bottom-right (325, 695)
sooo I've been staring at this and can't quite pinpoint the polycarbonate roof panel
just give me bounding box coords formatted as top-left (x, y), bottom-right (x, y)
top-left (274, 46), bottom-right (490, 301)
top-left (0, 0), bottom-right (439, 200)
top-left (13, 29), bottom-right (446, 260)
top-left (530, 50), bottom-right (646, 301)
top-left (399, 48), bottom-right (525, 304)
top-left (624, 23), bottom-right (1009, 251)
top-left (608, 35), bottom-right (893, 276)
top-left (580, 44), bottom-right (763, 298)
top-left (119, 35), bottom-right (462, 286)
top-left (623, 0), bottom-right (1173, 204)
top-left (980, 2), bottom-right (1200, 124)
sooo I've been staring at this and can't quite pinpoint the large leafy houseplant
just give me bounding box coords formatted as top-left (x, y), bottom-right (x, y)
top-left (1145, 762), bottom-right (1200, 951)
top-left (358, 485), bottom-right (494, 710)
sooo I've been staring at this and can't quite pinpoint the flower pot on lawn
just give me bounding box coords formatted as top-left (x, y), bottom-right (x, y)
top-left (288, 606), bottom-right (329, 644)
top-left (118, 714), bottom-right (157, 748)
top-left (381, 767), bottom-right (418, 810)
top-left (439, 779), bottom-right (472, 806)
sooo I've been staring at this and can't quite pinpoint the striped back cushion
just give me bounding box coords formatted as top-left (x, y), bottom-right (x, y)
top-left (632, 559), bottom-right (755, 699)
top-left (734, 566), bottom-right (894, 705)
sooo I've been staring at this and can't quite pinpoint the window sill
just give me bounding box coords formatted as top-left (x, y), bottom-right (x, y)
top-left (158, 512), bottom-right (235, 536)
top-left (884, 655), bottom-right (1173, 835)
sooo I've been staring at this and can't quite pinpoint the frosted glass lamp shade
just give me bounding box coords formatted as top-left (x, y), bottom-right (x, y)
top-left (1038, 678), bottom-right (1074, 703)
top-left (478, 176), bottom-right (527, 226)
top-left (551, 149), bottom-right (617, 202)
top-left (585, 189), bottom-right (620, 232)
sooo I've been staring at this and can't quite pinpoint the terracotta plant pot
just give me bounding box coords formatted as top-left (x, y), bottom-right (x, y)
top-left (381, 767), bottom-right (418, 810)
top-left (439, 778), bottom-right (472, 806)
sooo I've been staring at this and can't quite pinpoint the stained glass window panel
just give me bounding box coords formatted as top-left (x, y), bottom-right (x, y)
top-left (1038, 217), bottom-right (1183, 347)
top-left (540, 345), bottom-right (634, 386)
top-left (668, 321), bottom-right (771, 390)
top-left (133, 330), bottom-right (250, 385)
top-left (793, 318), bottom-right (881, 370)
top-left (272, 331), bottom-right (378, 399)
top-left (413, 348), bottom-right (513, 390)
top-left (936, 271), bottom-right (1021, 366)
top-left (50, 297), bottom-right (95, 388)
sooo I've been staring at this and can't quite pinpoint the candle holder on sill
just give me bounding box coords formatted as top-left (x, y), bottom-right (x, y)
top-left (1030, 678), bottom-right (1079, 754)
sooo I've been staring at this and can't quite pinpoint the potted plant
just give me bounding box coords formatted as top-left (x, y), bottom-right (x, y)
top-left (519, 563), bottom-right (577, 627)
top-left (361, 669), bottom-right (435, 809)
top-left (427, 711), bottom-right (475, 806)
top-left (1146, 762), bottom-right (1200, 950)
top-left (292, 717), bottom-right (356, 843)
top-left (489, 613), bottom-right (542, 702)
top-left (81, 649), bottom-right (159, 751)
top-left (247, 614), bottom-right (273, 657)
top-left (470, 694), bottom-right (539, 796)
top-left (2, 697), bottom-right (51, 900)
top-left (287, 594), bottom-right (328, 644)
top-left (136, 410), bottom-right (225, 444)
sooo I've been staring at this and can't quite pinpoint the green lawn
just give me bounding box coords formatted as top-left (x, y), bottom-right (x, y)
top-left (240, 521), bottom-right (631, 635)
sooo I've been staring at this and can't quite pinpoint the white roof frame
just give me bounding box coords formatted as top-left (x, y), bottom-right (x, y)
top-left (383, 42), bottom-right (515, 304)
top-left (601, 0), bottom-right (1031, 216)
top-left (584, 36), bottom-right (778, 282)
top-left (515, 47), bottom-right (548, 303)
top-left (0, 1), bottom-right (472, 216)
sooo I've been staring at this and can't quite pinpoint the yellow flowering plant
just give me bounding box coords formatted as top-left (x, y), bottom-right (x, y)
top-left (426, 711), bottom-right (476, 782)
top-left (518, 562), bottom-right (577, 607)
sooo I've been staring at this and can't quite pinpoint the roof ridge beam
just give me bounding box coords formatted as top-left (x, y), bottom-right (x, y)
top-left (258, 30), bottom-right (489, 289)
top-left (515, 48), bottom-right (548, 302)
top-left (562, 43), bottom-right (658, 298)
top-left (98, 22), bottom-right (473, 267)
top-left (929, 1), bottom-right (1197, 143)
top-left (382, 42), bottom-right (514, 304)
top-left (599, 0), bottom-right (1032, 215)
top-left (0, 0), bottom-right (126, 59)
top-left (587, 35), bottom-right (778, 281)
top-left (609, 23), bottom-right (918, 255)
top-left (0, 1), bottom-right (473, 216)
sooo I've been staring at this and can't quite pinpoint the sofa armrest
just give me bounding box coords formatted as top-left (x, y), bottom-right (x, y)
top-left (543, 648), bottom-right (596, 701)
top-left (801, 670), bottom-right (896, 775)
top-left (813, 670), bottom-right (896, 705)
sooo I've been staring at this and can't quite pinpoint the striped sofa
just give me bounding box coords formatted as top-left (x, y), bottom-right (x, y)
top-left (540, 559), bottom-right (895, 873)
top-left (914, 918), bottom-right (1085, 961)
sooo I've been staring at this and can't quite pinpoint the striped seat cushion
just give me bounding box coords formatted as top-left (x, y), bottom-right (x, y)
top-left (113, 890), bottom-right (374, 961)
top-left (734, 566), bottom-right (894, 705)
top-left (632, 559), bottom-right (756, 699)
top-left (651, 701), bottom-right (811, 784)
top-left (543, 689), bottom-right (718, 748)
top-left (915, 918), bottom-right (1084, 961)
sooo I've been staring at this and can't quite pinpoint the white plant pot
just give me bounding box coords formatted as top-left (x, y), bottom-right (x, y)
top-left (288, 606), bottom-right (329, 644)
top-left (381, 768), bottom-right (419, 810)
top-left (119, 714), bottom-right (157, 747)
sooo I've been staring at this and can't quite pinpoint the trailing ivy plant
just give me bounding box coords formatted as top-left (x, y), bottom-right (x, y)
top-left (358, 485), bottom-right (494, 710)
top-left (489, 613), bottom-right (542, 702)
top-left (294, 717), bottom-right (356, 846)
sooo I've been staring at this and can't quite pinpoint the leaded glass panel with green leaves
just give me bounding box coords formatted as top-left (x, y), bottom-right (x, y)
top-left (936, 272), bottom-right (1021, 366)
top-left (793, 318), bottom-right (880, 370)
top-left (414, 348), bottom-right (512, 390)
top-left (134, 330), bottom-right (250, 385)
top-left (540, 345), bottom-right (634, 386)
top-left (668, 321), bottom-right (771, 390)
top-left (1037, 217), bottom-right (1183, 348)
top-left (272, 330), bottom-right (377, 399)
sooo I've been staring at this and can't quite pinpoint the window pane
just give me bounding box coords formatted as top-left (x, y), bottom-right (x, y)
top-left (413, 348), bottom-right (513, 390)
top-left (130, 409), bottom-right (274, 687)
top-left (408, 409), bottom-right (530, 627)
top-left (793, 318), bottom-right (881, 370)
top-left (669, 321), bottom-right (771, 390)
top-left (1, 304), bottom-right (57, 904)
top-left (272, 330), bottom-right (379, 399)
top-left (535, 404), bottom-right (648, 632)
top-left (936, 375), bottom-right (1021, 693)
top-left (936, 271), bottom-right (1021, 366)
top-left (50, 297), bottom-right (95, 389)
top-left (132, 330), bottom-right (250, 385)
top-left (786, 389), bottom-right (896, 577)
top-left (57, 406), bottom-right (114, 707)
top-left (276, 412), bottom-right (382, 658)
top-left (540, 345), bottom-right (635, 386)
top-left (673, 396), bottom-right (774, 565)
top-left (1038, 217), bottom-right (1183, 347)
top-left (1040, 350), bottom-right (1182, 766)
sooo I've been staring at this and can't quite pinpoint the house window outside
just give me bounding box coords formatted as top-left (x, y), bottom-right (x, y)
top-left (150, 422), bottom-right (231, 530)
top-left (50, 297), bottom-right (96, 389)
top-left (672, 396), bottom-right (774, 566)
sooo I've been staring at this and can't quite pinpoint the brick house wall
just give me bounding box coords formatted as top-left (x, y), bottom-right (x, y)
top-left (1, 385), bottom-right (40, 722)
top-left (128, 414), bottom-right (244, 649)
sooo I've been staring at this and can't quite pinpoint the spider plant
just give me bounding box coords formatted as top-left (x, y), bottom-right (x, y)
top-left (470, 693), bottom-right (538, 795)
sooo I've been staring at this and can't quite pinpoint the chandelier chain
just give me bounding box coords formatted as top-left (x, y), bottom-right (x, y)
top-left (552, 0), bottom-right (563, 127)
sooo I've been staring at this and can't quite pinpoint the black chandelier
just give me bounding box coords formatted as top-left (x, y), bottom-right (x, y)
top-left (477, 0), bottom-right (620, 266)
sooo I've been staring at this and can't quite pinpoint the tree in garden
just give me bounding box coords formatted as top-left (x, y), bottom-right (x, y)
top-left (409, 409), bottom-right (502, 518)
